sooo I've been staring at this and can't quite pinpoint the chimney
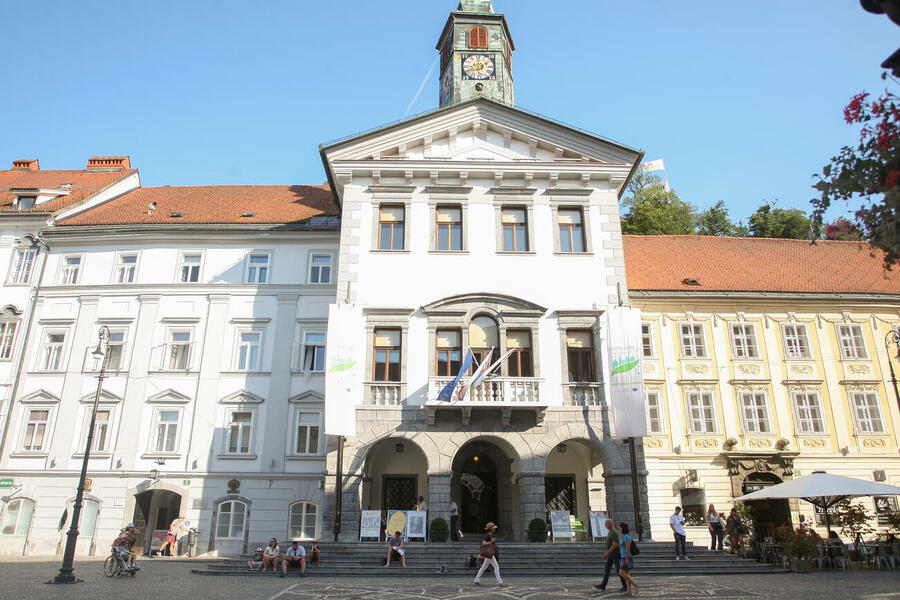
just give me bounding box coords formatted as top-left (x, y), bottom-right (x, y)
top-left (11, 159), bottom-right (39, 171)
top-left (86, 156), bottom-right (131, 171)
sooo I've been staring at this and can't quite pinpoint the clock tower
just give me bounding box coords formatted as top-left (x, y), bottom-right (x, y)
top-left (436, 1), bottom-right (515, 108)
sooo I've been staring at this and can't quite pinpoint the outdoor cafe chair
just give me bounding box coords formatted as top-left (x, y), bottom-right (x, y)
top-left (860, 542), bottom-right (892, 570)
top-left (875, 544), bottom-right (896, 570)
top-left (813, 544), bottom-right (832, 570)
top-left (832, 544), bottom-right (853, 571)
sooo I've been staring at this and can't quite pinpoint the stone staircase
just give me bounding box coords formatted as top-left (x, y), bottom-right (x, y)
top-left (192, 540), bottom-right (785, 577)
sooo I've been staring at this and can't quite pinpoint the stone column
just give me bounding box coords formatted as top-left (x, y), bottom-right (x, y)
top-left (428, 471), bottom-right (452, 528)
top-left (603, 470), bottom-right (652, 539)
top-left (518, 472), bottom-right (546, 541)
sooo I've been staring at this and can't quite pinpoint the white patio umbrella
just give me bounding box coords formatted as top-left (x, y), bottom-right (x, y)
top-left (734, 471), bottom-right (900, 537)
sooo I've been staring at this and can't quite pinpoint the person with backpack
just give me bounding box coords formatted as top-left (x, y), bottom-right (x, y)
top-left (618, 522), bottom-right (639, 597)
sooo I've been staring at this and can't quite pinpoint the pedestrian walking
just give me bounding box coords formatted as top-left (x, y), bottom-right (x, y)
top-left (670, 506), bottom-right (689, 560)
top-left (450, 500), bottom-right (459, 542)
top-left (706, 504), bottom-right (724, 551)
top-left (617, 522), bottom-right (639, 597)
top-left (473, 522), bottom-right (507, 587)
top-left (725, 507), bottom-right (745, 554)
top-left (593, 518), bottom-right (626, 592)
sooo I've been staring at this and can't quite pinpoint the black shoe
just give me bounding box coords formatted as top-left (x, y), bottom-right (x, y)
top-left (593, 585), bottom-right (606, 591)
top-left (300, 572), bottom-right (306, 578)
top-left (279, 572), bottom-right (285, 578)
top-left (618, 588), bottom-right (628, 593)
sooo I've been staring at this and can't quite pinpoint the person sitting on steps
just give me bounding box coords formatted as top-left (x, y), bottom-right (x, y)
top-left (385, 531), bottom-right (407, 567)
top-left (280, 540), bottom-right (306, 578)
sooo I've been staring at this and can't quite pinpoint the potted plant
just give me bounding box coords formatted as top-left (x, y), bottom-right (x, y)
top-left (776, 524), bottom-right (819, 572)
top-left (528, 518), bottom-right (547, 542)
top-left (429, 517), bottom-right (449, 542)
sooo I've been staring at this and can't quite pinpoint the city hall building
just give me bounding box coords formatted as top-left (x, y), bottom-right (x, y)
top-left (0, 1), bottom-right (897, 556)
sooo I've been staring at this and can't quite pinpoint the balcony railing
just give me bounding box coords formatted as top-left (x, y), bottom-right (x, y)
top-left (563, 382), bottom-right (602, 406)
top-left (365, 382), bottom-right (403, 405)
top-left (427, 376), bottom-right (543, 404)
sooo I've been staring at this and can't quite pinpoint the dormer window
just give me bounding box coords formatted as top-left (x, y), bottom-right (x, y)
top-left (468, 26), bottom-right (488, 49)
top-left (16, 196), bottom-right (36, 210)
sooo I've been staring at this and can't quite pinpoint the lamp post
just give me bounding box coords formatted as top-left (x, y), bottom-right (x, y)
top-left (52, 326), bottom-right (110, 584)
top-left (885, 329), bottom-right (900, 414)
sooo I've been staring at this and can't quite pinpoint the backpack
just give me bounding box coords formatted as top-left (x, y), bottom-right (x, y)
top-left (629, 539), bottom-right (640, 556)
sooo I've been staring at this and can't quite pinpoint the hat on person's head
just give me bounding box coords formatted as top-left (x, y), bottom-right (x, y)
top-left (256, 547), bottom-right (263, 552)
top-left (126, 523), bottom-right (135, 529)
top-left (484, 522), bottom-right (498, 531)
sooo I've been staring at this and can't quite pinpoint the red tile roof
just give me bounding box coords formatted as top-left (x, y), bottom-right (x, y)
top-left (59, 185), bottom-right (338, 226)
top-left (0, 168), bottom-right (137, 214)
top-left (623, 235), bottom-right (900, 295)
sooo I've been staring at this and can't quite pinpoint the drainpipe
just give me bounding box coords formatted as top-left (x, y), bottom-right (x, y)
top-left (0, 235), bottom-right (50, 460)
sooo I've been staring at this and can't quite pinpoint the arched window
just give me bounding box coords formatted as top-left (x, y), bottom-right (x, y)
top-left (215, 500), bottom-right (246, 539)
top-left (468, 26), bottom-right (488, 49)
top-left (1, 498), bottom-right (35, 536)
top-left (80, 499), bottom-right (99, 538)
top-left (288, 501), bottom-right (318, 539)
top-left (469, 315), bottom-right (498, 367)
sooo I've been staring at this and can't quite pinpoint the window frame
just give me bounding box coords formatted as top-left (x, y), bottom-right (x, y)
top-left (37, 328), bottom-right (67, 372)
top-left (739, 391), bottom-right (772, 434)
top-left (20, 407), bottom-right (53, 453)
top-left (468, 25), bottom-right (488, 49)
top-left (112, 251), bottom-right (139, 284)
top-left (300, 331), bottom-right (327, 373)
top-left (645, 390), bottom-right (664, 434)
top-left (162, 328), bottom-right (194, 371)
top-left (730, 323), bottom-right (760, 359)
top-left (435, 328), bottom-right (462, 377)
top-left (215, 500), bottom-right (247, 540)
top-left (150, 407), bottom-right (183, 455)
top-left (641, 322), bottom-right (655, 359)
top-left (79, 407), bottom-right (114, 454)
top-left (500, 206), bottom-right (530, 252)
top-left (234, 329), bottom-right (264, 372)
top-left (223, 408), bottom-right (256, 455)
top-left (0, 319), bottom-right (19, 362)
top-left (8, 247), bottom-right (37, 285)
top-left (850, 391), bottom-right (885, 434)
top-left (836, 323), bottom-right (868, 360)
top-left (556, 207), bottom-right (587, 254)
top-left (176, 251), bottom-right (203, 283)
top-left (565, 329), bottom-right (596, 383)
top-left (1, 498), bottom-right (35, 536)
top-left (288, 501), bottom-right (318, 540)
top-left (57, 254), bottom-right (83, 285)
top-left (307, 252), bottom-right (334, 285)
top-left (686, 391), bottom-right (718, 433)
top-left (782, 323), bottom-right (812, 360)
top-left (292, 409), bottom-right (322, 456)
top-left (372, 327), bottom-right (402, 382)
top-left (376, 204), bottom-right (406, 251)
top-left (679, 322), bottom-right (708, 359)
top-left (505, 328), bottom-right (533, 377)
top-left (791, 390), bottom-right (827, 434)
top-left (244, 251), bottom-right (272, 285)
top-left (434, 204), bottom-right (464, 252)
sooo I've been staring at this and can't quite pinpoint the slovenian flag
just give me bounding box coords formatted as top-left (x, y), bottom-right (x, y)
top-left (457, 349), bottom-right (493, 402)
top-left (437, 349), bottom-right (473, 402)
top-left (471, 347), bottom-right (516, 389)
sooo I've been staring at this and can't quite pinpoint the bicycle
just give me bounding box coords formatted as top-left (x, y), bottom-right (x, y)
top-left (104, 547), bottom-right (139, 577)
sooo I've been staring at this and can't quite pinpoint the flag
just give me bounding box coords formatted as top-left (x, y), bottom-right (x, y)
top-left (471, 347), bottom-right (515, 388)
top-left (458, 349), bottom-right (493, 402)
top-left (437, 349), bottom-right (473, 402)
top-left (640, 158), bottom-right (665, 172)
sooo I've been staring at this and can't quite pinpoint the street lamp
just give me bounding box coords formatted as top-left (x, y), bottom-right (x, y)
top-left (51, 325), bottom-right (110, 584)
top-left (886, 329), bottom-right (900, 414)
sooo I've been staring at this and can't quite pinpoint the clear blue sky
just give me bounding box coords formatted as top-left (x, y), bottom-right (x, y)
top-left (1, 0), bottom-right (896, 223)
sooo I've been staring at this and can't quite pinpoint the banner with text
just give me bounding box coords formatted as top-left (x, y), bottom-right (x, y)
top-left (324, 303), bottom-right (366, 437)
top-left (607, 306), bottom-right (648, 438)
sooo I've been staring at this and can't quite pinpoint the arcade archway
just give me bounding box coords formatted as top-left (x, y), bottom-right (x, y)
top-left (451, 438), bottom-right (519, 539)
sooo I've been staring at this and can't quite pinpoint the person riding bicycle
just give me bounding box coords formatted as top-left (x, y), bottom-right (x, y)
top-left (112, 523), bottom-right (139, 571)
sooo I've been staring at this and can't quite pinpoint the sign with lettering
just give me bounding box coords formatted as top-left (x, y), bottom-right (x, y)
top-left (0, 478), bottom-right (13, 489)
top-left (359, 510), bottom-right (382, 541)
top-left (550, 510), bottom-right (572, 540)
top-left (589, 510), bottom-right (610, 540)
top-left (406, 510), bottom-right (427, 540)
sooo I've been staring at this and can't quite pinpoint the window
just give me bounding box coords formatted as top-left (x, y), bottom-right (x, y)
top-left (1, 499), bottom-right (34, 536)
top-left (10, 248), bottom-right (37, 284)
top-left (0, 320), bottom-right (18, 361)
top-left (373, 328), bottom-right (401, 381)
top-left (469, 316), bottom-right (498, 369)
top-left (435, 206), bottom-right (462, 251)
top-left (166, 330), bottom-right (192, 370)
top-left (378, 205), bottom-right (405, 250)
top-left (104, 331), bottom-right (126, 370)
top-left (153, 409), bottom-right (180, 453)
top-left (84, 409), bottom-right (112, 453)
top-left (22, 409), bottom-right (50, 451)
top-left (646, 391), bottom-right (663, 434)
top-left (679, 323), bottom-right (707, 358)
top-left (782, 324), bottom-right (811, 359)
top-left (468, 25), bottom-right (488, 49)
top-left (501, 207), bottom-right (528, 252)
top-left (245, 253), bottom-right (269, 284)
top-left (730, 324), bottom-right (759, 359)
top-left (178, 252), bottom-right (202, 283)
top-left (851, 392), bottom-right (884, 434)
top-left (641, 323), bottom-right (654, 358)
top-left (308, 253), bottom-right (332, 284)
top-left (301, 332), bottom-right (326, 372)
top-left (80, 499), bottom-right (99, 539)
top-left (115, 253), bottom-right (137, 283)
top-left (837, 324), bottom-right (868, 359)
top-left (16, 196), bottom-right (36, 210)
top-left (679, 489), bottom-right (706, 526)
top-left (506, 329), bottom-right (533, 377)
top-left (294, 411), bottom-right (321, 454)
top-left (227, 411), bottom-right (253, 454)
top-left (40, 331), bottom-right (66, 371)
top-left (792, 391), bottom-right (826, 434)
top-left (566, 330), bottom-right (596, 382)
top-left (236, 331), bottom-right (262, 371)
top-left (558, 208), bottom-right (585, 253)
top-left (288, 502), bottom-right (318, 539)
top-left (435, 329), bottom-right (462, 376)
top-left (59, 255), bottom-right (81, 284)
top-left (687, 391), bottom-right (717, 433)
top-left (740, 392), bottom-right (771, 433)
top-left (215, 501), bottom-right (246, 539)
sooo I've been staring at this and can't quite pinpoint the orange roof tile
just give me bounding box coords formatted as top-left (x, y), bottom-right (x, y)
top-left (0, 168), bottom-right (137, 214)
top-left (59, 185), bottom-right (338, 226)
top-left (623, 235), bottom-right (900, 295)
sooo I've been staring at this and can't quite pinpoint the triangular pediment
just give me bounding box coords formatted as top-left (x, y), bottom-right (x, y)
top-left (289, 390), bottom-right (324, 404)
top-left (147, 388), bottom-right (191, 404)
top-left (20, 389), bottom-right (61, 404)
top-left (79, 389), bottom-right (123, 404)
top-left (219, 390), bottom-right (265, 404)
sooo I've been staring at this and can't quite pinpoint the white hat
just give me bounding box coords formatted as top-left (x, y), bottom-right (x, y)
top-left (256, 547), bottom-right (263, 552)
top-left (126, 523), bottom-right (135, 528)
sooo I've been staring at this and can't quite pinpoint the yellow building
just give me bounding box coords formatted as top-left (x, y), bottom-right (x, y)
top-left (624, 235), bottom-right (900, 544)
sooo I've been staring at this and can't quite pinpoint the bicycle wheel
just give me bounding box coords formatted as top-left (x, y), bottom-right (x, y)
top-left (104, 555), bottom-right (117, 577)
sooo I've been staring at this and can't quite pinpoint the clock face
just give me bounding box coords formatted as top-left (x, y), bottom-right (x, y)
top-left (462, 54), bottom-right (496, 80)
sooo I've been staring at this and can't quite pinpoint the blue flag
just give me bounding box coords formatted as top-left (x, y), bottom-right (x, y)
top-left (437, 349), bottom-right (473, 402)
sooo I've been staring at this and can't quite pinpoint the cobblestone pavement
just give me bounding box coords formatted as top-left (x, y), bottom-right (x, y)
top-left (2, 559), bottom-right (899, 600)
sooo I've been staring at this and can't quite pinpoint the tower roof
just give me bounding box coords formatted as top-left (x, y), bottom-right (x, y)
top-left (457, 0), bottom-right (494, 13)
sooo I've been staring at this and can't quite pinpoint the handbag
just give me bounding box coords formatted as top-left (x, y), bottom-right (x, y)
top-left (629, 539), bottom-right (640, 556)
top-left (480, 542), bottom-right (498, 559)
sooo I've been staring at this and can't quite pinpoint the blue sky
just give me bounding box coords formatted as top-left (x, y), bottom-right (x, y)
top-left (1, 0), bottom-right (896, 223)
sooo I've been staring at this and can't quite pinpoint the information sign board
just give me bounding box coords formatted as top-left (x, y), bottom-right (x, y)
top-left (406, 510), bottom-right (427, 541)
top-left (589, 510), bottom-right (610, 539)
top-left (360, 510), bottom-right (382, 541)
top-left (550, 510), bottom-right (572, 541)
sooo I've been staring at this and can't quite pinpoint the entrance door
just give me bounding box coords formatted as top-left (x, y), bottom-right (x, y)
top-left (459, 455), bottom-right (499, 534)
top-left (132, 490), bottom-right (182, 554)
top-left (545, 476), bottom-right (576, 514)
top-left (382, 476), bottom-right (416, 511)
top-left (743, 473), bottom-right (790, 539)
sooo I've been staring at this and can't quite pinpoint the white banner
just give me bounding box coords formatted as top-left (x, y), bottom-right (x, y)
top-left (640, 158), bottom-right (665, 172)
top-left (324, 303), bottom-right (365, 437)
top-left (607, 306), bottom-right (648, 438)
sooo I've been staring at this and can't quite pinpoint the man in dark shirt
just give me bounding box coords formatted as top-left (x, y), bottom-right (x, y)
top-left (594, 518), bottom-right (626, 592)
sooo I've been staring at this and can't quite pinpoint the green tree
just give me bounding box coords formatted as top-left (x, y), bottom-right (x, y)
top-left (747, 201), bottom-right (814, 239)
top-left (813, 89), bottom-right (899, 266)
top-left (697, 200), bottom-right (738, 236)
top-left (621, 172), bottom-right (697, 235)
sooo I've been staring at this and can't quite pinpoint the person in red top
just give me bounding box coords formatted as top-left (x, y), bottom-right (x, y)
top-left (112, 523), bottom-right (139, 570)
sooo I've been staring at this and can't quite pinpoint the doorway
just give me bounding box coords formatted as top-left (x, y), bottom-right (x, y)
top-left (458, 454), bottom-right (498, 534)
top-left (382, 476), bottom-right (417, 510)
top-left (742, 473), bottom-right (790, 539)
top-left (132, 489), bottom-right (182, 554)
top-left (545, 476), bottom-right (576, 513)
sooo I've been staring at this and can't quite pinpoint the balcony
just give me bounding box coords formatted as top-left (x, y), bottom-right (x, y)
top-left (563, 382), bottom-right (602, 406)
top-left (425, 376), bottom-right (545, 425)
top-left (364, 382), bottom-right (404, 406)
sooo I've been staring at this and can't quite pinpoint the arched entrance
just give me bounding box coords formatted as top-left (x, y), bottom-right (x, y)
top-left (544, 440), bottom-right (605, 531)
top-left (132, 489), bottom-right (182, 555)
top-left (362, 437), bottom-right (428, 513)
top-left (742, 472), bottom-right (790, 539)
top-left (451, 439), bottom-right (518, 539)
